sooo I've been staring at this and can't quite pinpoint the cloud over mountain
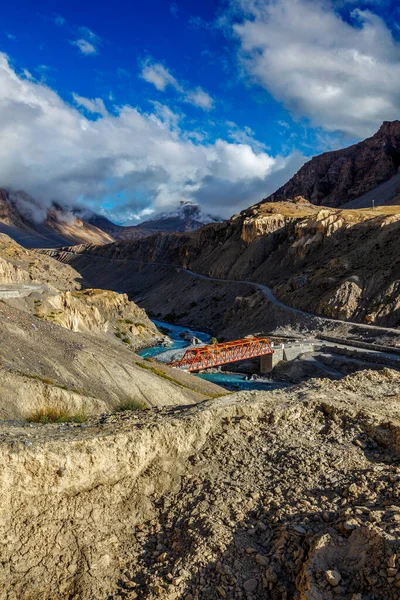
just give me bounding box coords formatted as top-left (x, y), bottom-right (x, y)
top-left (0, 52), bottom-right (303, 222)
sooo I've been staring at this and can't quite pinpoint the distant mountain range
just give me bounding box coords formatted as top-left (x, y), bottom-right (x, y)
top-left (3, 120), bottom-right (400, 249)
top-left (84, 200), bottom-right (222, 241)
top-left (0, 192), bottom-right (221, 248)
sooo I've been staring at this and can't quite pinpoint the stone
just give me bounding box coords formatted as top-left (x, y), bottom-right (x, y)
top-left (343, 519), bottom-right (359, 531)
top-left (216, 586), bottom-right (227, 598)
top-left (243, 579), bottom-right (258, 593)
top-left (153, 584), bottom-right (164, 595)
top-left (325, 570), bottom-right (341, 587)
top-left (293, 525), bottom-right (306, 535)
top-left (255, 554), bottom-right (269, 566)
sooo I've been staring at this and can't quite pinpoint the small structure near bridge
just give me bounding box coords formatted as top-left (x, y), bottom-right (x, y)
top-left (169, 336), bottom-right (274, 373)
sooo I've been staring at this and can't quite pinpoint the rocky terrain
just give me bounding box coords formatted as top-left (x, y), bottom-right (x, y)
top-left (2, 369), bottom-right (400, 599)
top-left (0, 233), bottom-right (223, 420)
top-left (265, 121), bottom-right (400, 208)
top-left (52, 199), bottom-right (400, 331)
top-left (2, 120), bottom-right (400, 600)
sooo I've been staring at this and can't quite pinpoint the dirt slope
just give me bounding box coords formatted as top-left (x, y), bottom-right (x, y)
top-left (1, 369), bottom-right (400, 599)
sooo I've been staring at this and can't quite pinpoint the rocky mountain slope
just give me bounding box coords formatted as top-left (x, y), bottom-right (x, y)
top-left (0, 233), bottom-right (223, 419)
top-left (2, 369), bottom-right (400, 599)
top-left (0, 189), bottom-right (114, 248)
top-left (264, 121), bottom-right (400, 208)
top-left (56, 200), bottom-right (400, 329)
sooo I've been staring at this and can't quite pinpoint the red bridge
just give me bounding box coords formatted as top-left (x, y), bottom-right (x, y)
top-left (169, 336), bottom-right (274, 372)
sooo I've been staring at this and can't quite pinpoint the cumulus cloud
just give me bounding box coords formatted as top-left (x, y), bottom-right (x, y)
top-left (140, 58), bottom-right (215, 111)
top-left (184, 87), bottom-right (214, 110)
top-left (0, 52), bottom-right (303, 222)
top-left (231, 0), bottom-right (400, 137)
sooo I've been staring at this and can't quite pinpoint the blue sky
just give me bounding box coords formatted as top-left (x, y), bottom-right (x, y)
top-left (0, 0), bottom-right (399, 222)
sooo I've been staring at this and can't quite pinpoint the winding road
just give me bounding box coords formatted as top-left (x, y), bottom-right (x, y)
top-left (0, 283), bottom-right (46, 299)
top-left (50, 249), bottom-right (400, 337)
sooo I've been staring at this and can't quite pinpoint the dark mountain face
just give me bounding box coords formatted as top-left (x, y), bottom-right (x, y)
top-left (81, 214), bottom-right (124, 237)
top-left (264, 121), bottom-right (400, 208)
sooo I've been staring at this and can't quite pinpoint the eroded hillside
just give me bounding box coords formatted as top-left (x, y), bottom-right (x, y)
top-left (53, 201), bottom-right (400, 329)
top-left (2, 370), bottom-right (400, 599)
top-left (0, 234), bottom-right (223, 419)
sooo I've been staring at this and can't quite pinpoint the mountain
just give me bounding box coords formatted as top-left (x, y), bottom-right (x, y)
top-left (265, 121), bottom-right (400, 208)
top-left (140, 200), bottom-right (222, 232)
top-left (0, 189), bottom-right (114, 248)
top-left (85, 200), bottom-right (222, 241)
top-left (55, 198), bottom-right (400, 329)
top-left (0, 189), bottom-right (220, 249)
top-left (45, 121), bottom-right (400, 330)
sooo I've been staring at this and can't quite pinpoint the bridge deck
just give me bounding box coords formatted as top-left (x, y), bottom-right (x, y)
top-left (169, 336), bottom-right (274, 372)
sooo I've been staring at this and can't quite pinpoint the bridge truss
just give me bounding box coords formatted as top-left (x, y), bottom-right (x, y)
top-left (169, 336), bottom-right (274, 372)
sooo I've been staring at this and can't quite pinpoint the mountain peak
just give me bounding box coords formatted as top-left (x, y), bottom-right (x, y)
top-left (145, 200), bottom-right (222, 230)
top-left (263, 120), bottom-right (400, 209)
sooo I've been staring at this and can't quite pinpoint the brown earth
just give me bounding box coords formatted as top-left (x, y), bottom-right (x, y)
top-left (50, 201), bottom-right (400, 330)
top-left (1, 369), bottom-right (400, 599)
top-left (0, 233), bottom-right (86, 290)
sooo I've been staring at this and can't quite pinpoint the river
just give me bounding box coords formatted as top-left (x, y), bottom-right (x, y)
top-left (138, 320), bottom-right (289, 392)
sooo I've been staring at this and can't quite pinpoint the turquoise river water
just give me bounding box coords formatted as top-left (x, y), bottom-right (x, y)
top-left (138, 320), bottom-right (288, 392)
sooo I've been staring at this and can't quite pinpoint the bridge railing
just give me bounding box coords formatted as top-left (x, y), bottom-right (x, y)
top-left (169, 336), bottom-right (274, 372)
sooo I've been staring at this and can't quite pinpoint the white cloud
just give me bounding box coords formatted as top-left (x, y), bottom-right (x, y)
top-left (231, 0), bottom-right (400, 137)
top-left (226, 121), bottom-right (268, 151)
top-left (70, 26), bottom-right (101, 56)
top-left (70, 38), bottom-right (98, 55)
top-left (140, 60), bottom-right (179, 91)
top-left (0, 52), bottom-right (304, 221)
top-left (72, 94), bottom-right (108, 117)
top-left (140, 59), bottom-right (215, 111)
top-left (184, 87), bottom-right (214, 110)
top-left (5, 32), bottom-right (16, 40)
